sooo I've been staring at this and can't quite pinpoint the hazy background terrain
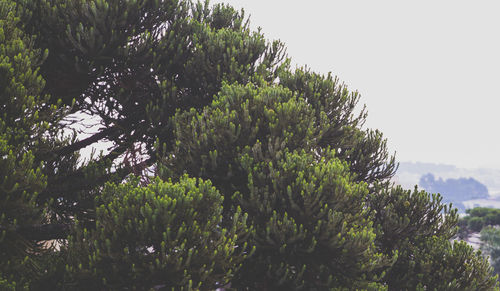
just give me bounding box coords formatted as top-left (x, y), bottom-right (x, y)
top-left (395, 162), bottom-right (500, 212)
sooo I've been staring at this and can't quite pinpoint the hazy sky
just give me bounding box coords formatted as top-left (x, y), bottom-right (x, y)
top-left (213, 0), bottom-right (500, 169)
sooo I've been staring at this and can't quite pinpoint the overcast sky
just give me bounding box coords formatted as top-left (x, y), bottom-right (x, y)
top-left (213, 0), bottom-right (500, 169)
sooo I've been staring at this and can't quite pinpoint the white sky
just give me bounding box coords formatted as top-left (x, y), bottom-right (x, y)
top-left (213, 0), bottom-right (500, 169)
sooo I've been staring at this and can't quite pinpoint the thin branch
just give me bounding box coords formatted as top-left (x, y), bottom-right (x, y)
top-left (54, 126), bottom-right (119, 156)
top-left (8, 223), bottom-right (72, 241)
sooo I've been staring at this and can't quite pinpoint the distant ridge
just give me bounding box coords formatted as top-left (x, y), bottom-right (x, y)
top-left (419, 173), bottom-right (488, 212)
top-left (395, 161), bottom-right (500, 212)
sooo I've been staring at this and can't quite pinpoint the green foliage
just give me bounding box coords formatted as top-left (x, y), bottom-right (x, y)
top-left (470, 216), bottom-right (487, 232)
top-left (64, 176), bottom-right (251, 290)
top-left (481, 227), bottom-right (500, 269)
top-left (458, 207), bottom-right (500, 238)
top-left (481, 226), bottom-right (500, 276)
top-left (410, 238), bottom-right (497, 290)
top-left (0, 0), bottom-right (497, 289)
top-left (0, 275), bottom-right (20, 291)
top-left (368, 185), bottom-right (496, 290)
top-left (234, 150), bottom-right (391, 290)
top-left (0, 0), bottom-right (58, 287)
top-left (13, 0), bottom-right (287, 224)
top-left (165, 81), bottom-right (394, 289)
top-left (278, 69), bottom-right (396, 184)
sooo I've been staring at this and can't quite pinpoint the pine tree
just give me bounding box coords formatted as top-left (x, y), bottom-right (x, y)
top-left (165, 81), bottom-right (395, 289)
top-left (369, 186), bottom-right (497, 290)
top-left (64, 176), bottom-right (251, 290)
top-left (0, 0), bottom-right (67, 288)
top-left (17, 0), bottom-right (286, 231)
top-left (0, 0), bottom-right (498, 289)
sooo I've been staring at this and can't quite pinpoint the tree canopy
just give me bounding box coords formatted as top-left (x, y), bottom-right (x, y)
top-left (0, 0), bottom-right (497, 290)
top-left (458, 208), bottom-right (500, 281)
top-left (459, 207), bottom-right (500, 235)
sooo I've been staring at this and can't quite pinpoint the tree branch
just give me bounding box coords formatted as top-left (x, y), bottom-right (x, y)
top-left (9, 223), bottom-right (72, 241)
top-left (55, 126), bottom-right (119, 156)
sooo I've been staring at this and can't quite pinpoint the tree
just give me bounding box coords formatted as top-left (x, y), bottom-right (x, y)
top-left (164, 81), bottom-right (394, 289)
top-left (1, 0), bottom-right (498, 289)
top-left (369, 186), bottom-right (496, 290)
top-left (64, 176), bottom-right (251, 290)
top-left (0, 0), bottom-right (70, 287)
top-left (481, 226), bottom-right (500, 277)
top-left (458, 207), bottom-right (500, 238)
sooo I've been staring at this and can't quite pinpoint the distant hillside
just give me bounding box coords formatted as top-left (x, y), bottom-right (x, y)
top-left (394, 162), bottom-right (500, 212)
top-left (396, 162), bottom-right (500, 195)
top-left (419, 173), bottom-right (488, 212)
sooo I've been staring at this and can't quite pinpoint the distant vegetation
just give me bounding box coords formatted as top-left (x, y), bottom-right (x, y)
top-left (459, 207), bottom-right (500, 277)
top-left (419, 173), bottom-right (489, 212)
top-left (396, 162), bottom-right (500, 199)
top-left (481, 226), bottom-right (500, 277)
top-left (459, 207), bottom-right (500, 237)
